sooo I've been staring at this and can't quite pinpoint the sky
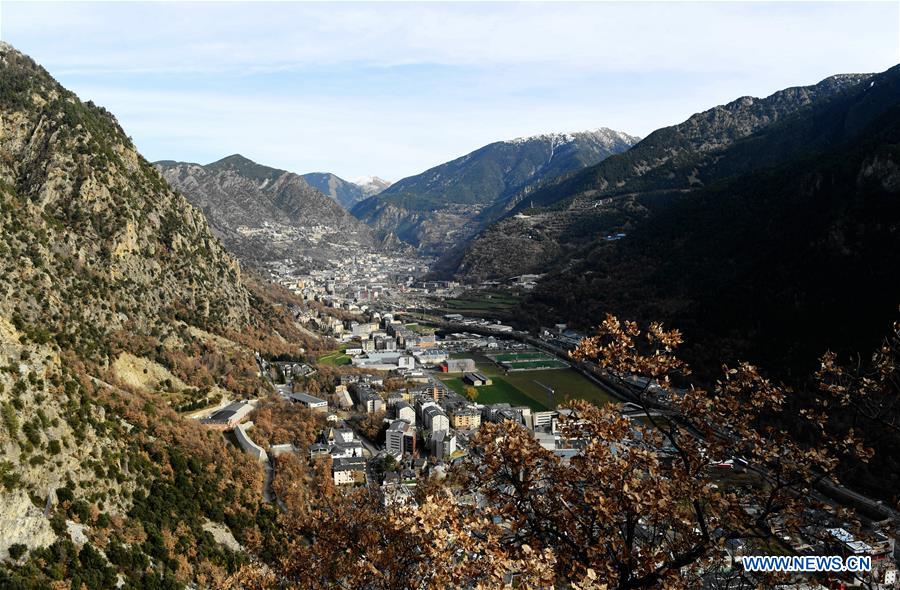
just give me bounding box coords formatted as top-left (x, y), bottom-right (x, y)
top-left (1, 1), bottom-right (898, 181)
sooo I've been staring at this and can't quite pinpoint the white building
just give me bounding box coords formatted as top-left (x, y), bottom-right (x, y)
top-left (419, 401), bottom-right (449, 434)
top-left (352, 352), bottom-right (415, 371)
top-left (430, 430), bottom-right (457, 459)
top-left (288, 392), bottom-right (328, 412)
top-left (333, 457), bottom-right (366, 485)
top-left (396, 401), bottom-right (416, 425)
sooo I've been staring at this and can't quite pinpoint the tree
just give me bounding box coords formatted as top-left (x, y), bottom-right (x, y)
top-left (233, 314), bottom-right (895, 589)
top-left (463, 385), bottom-right (479, 402)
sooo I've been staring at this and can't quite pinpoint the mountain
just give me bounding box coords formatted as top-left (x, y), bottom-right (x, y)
top-left (350, 128), bottom-right (638, 255)
top-left (301, 171), bottom-right (369, 209)
top-left (520, 67), bottom-right (900, 498)
top-left (0, 43), bottom-right (315, 582)
top-left (156, 156), bottom-right (377, 266)
top-left (450, 72), bottom-right (875, 281)
top-left (351, 175), bottom-right (392, 197)
top-left (507, 67), bottom-right (900, 379)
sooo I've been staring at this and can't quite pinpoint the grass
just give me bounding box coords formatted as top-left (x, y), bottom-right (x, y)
top-left (404, 323), bottom-right (435, 335)
top-left (318, 347), bottom-right (351, 366)
top-left (437, 352), bottom-right (616, 410)
top-left (439, 290), bottom-right (521, 316)
top-left (487, 350), bottom-right (568, 370)
top-left (436, 375), bottom-right (548, 411)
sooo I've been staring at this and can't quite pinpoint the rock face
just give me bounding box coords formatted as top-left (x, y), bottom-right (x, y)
top-left (0, 43), bottom-right (250, 342)
top-left (156, 156), bottom-right (377, 265)
top-left (0, 491), bottom-right (56, 558)
top-left (0, 43), bottom-right (281, 579)
top-left (351, 128), bottom-right (638, 255)
top-left (451, 72), bottom-right (874, 281)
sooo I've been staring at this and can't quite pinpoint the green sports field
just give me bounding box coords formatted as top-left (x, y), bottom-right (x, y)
top-left (488, 350), bottom-right (569, 371)
top-left (490, 351), bottom-right (551, 362)
top-left (435, 352), bottom-right (614, 410)
top-left (436, 375), bottom-right (547, 411)
top-left (318, 345), bottom-right (351, 366)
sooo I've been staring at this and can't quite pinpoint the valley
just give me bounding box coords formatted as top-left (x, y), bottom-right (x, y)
top-left (0, 19), bottom-right (898, 590)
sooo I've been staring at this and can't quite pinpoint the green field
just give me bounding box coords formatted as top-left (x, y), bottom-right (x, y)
top-left (439, 291), bottom-right (521, 316)
top-left (436, 375), bottom-right (548, 411)
top-left (404, 323), bottom-right (435, 335)
top-left (489, 350), bottom-right (569, 371)
top-left (436, 352), bottom-right (615, 410)
top-left (318, 346), bottom-right (351, 366)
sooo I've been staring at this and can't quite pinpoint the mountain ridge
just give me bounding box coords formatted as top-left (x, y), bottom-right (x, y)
top-left (155, 155), bottom-right (378, 266)
top-left (0, 43), bottom-right (314, 581)
top-left (449, 70), bottom-right (876, 281)
top-left (351, 127), bottom-right (638, 254)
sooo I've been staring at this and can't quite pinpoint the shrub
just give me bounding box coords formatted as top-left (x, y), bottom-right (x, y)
top-left (7, 543), bottom-right (27, 560)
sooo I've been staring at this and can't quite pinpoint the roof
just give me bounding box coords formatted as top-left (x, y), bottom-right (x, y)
top-left (333, 457), bottom-right (366, 471)
top-left (205, 401), bottom-right (252, 423)
top-left (288, 392), bottom-right (327, 405)
top-left (388, 420), bottom-right (412, 433)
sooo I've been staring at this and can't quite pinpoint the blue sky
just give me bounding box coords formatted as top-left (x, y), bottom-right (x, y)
top-left (1, 1), bottom-right (898, 181)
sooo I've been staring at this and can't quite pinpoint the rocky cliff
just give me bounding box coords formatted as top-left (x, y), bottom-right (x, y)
top-left (0, 43), bottom-right (298, 583)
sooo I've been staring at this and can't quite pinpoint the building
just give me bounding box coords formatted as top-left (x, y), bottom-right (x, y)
top-left (350, 383), bottom-right (385, 414)
top-left (430, 430), bottom-right (457, 459)
top-left (395, 401), bottom-right (416, 425)
top-left (386, 419), bottom-right (415, 457)
top-left (412, 349), bottom-right (448, 366)
top-left (450, 406), bottom-right (481, 431)
top-left (351, 322), bottom-right (378, 338)
top-left (352, 352), bottom-right (415, 371)
top-left (201, 401), bottom-right (255, 429)
top-left (884, 568), bottom-right (897, 586)
top-left (332, 385), bottom-right (354, 409)
top-left (463, 372), bottom-right (492, 387)
top-left (287, 392), bottom-right (328, 412)
top-left (333, 457), bottom-right (366, 486)
top-left (419, 401), bottom-right (450, 434)
top-left (330, 440), bottom-right (365, 459)
top-left (440, 358), bottom-right (476, 373)
top-left (309, 443), bottom-right (330, 459)
top-left (328, 427), bottom-right (358, 444)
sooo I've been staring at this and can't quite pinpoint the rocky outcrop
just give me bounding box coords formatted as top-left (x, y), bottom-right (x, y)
top-left (0, 491), bottom-right (56, 558)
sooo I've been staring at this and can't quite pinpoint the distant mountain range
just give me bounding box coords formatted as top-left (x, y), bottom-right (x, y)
top-left (351, 175), bottom-right (392, 197)
top-left (350, 128), bottom-right (639, 255)
top-left (155, 155), bottom-right (378, 265)
top-left (301, 172), bottom-right (391, 209)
